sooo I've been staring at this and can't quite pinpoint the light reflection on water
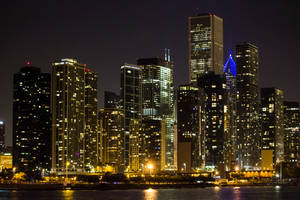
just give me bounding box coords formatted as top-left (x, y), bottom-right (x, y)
top-left (62, 189), bottom-right (75, 200)
top-left (0, 186), bottom-right (299, 200)
top-left (144, 188), bottom-right (158, 200)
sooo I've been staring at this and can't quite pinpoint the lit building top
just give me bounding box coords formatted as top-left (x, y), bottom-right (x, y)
top-left (223, 51), bottom-right (236, 77)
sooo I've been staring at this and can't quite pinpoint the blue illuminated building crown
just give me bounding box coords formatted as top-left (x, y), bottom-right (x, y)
top-left (223, 50), bottom-right (236, 77)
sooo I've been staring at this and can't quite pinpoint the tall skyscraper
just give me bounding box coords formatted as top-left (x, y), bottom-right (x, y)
top-left (188, 13), bottom-right (223, 84)
top-left (104, 91), bottom-right (120, 109)
top-left (283, 101), bottom-right (300, 167)
top-left (120, 63), bottom-right (142, 168)
top-left (99, 108), bottom-right (125, 172)
top-left (13, 64), bottom-right (51, 173)
top-left (261, 88), bottom-right (284, 169)
top-left (223, 52), bottom-right (237, 171)
top-left (236, 42), bottom-right (260, 170)
top-left (197, 72), bottom-right (228, 176)
top-left (84, 69), bottom-right (98, 170)
top-left (0, 121), bottom-right (5, 153)
top-left (137, 57), bottom-right (175, 170)
top-left (177, 85), bottom-right (205, 172)
top-left (52, 58), bottom-right (98, 173)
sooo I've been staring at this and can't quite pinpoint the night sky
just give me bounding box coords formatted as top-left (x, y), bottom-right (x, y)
top-left (1, 0), bottom-right (299, 145)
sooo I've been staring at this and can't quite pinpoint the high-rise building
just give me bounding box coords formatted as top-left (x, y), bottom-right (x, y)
top-left (261, 88), bottom-right (284, 169)
top-left (137, 57), bottom-right (175, 170)
top-left (84, 69), bottom-right (98, 170)
top-left (13, 64), bottom-right (51, 173)
top-left (104, 91), bottom-right (120, 109)
top-left (139, 118), bottom-right (164, 172)
top-left (197, 72), bottom-right (227, 176)
top-left (223, 52), bottom-right (237, 171)
top-left (52, 58), bottom-right (98, 173)
top-left (283, 101), bottom-right (300, 167)
top-left (236, 42), bottom-right (260, 170)
top-left (188, 13), bottom-right (223, 84)
top-left (99, 108), bottom-right (125, 172)
top-left (120, 63), bottom-right (142, 168)
top-left (0, 121), bottom-right (5, 153)
top-left (177, 85), bottom-right (205, 172)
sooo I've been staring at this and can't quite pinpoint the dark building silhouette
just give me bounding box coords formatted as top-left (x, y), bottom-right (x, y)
top-left (13, 64), bottom-right (51, 173)
top-left (236, 42), bottom-right (260, 170)
top-left (198, 72), bottom-right (227, 176)
top-left (261, 88), bottom-right (284, 169)
top-left (283, 101), bottom-right (300, 167)
top-left (177, 85), bottom-right (205, 172)
top-left (104, 91), bottom-right (120, 109)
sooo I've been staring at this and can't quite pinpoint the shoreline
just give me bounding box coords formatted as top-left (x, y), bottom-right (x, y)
top-left (0, 182), bottom-right (299, 191)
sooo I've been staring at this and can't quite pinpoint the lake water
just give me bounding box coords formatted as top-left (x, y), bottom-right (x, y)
top-left (0, 186), bottom-right (299, 200)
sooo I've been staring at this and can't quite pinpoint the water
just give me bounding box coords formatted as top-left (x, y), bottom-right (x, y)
top-left (0, 186), bottom-right (299, 200)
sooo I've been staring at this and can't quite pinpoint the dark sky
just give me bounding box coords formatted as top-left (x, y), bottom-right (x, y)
top-left (1, 0), bottom-right (299, 146)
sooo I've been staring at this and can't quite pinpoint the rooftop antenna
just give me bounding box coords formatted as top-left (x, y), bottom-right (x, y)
top-left (195, 8), bottom-right (199, 16)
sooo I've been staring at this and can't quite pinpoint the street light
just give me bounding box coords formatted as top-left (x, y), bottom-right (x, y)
top-left (147, 163), bottom-right (154, 176)
top-left (235, 166), bottom-right (239, 171)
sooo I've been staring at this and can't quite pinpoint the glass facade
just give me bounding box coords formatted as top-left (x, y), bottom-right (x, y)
top-left (188, 14), bottom-right (223, 84)
top-left (120, 64), bottom-right (142, 169)
top-left (137, 58), bottom-right (175, 170)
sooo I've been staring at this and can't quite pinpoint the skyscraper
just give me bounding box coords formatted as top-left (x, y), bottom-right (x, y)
top-left (261, 88), bottom-right (284, 168)
top-left (137, 57), bottom-right (175, 170)
top-left (0, 121), bottom-right (5, 153)
top-left (120, 63), bottom-right (142, 168)
top-left (197, 72), bottom-right (227, 176)
top-left (13, 64), bottom-right (51, 174)
top-left (283, 101), bottom-right (300, 167)
top-left (104, 91), bottom-right (120, 109)
top-left (99, 108), bottom-right (125, 172)
top-left (223, 52), bottom-right (237, 171)
top-left (177, 85), bottom-right (205, 172)
top-left (52, 58), bottom-right (98, 173)
top-left (236, 42), bottom-right (260, 170)
top-left (84, 69), bottom-right (98, 170)
top-left (188, 13), bottom-right (223, 84)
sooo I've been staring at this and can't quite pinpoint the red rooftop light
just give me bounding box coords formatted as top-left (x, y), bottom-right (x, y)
top-left (26, 61), bottom-right (31, 66)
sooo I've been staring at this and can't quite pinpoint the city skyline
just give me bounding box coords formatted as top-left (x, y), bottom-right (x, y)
top-left (1, 0), bottom-right (300, 146)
